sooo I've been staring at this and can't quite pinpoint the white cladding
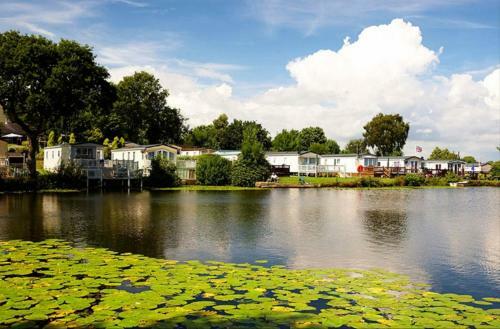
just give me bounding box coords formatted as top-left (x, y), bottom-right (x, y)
top-left (43, 143), bottom-right (103, 172)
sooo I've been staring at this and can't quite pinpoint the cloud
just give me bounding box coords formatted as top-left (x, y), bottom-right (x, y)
top-left (0, 1), bottom-right (97, 37)
top-left (246, 0), bottom-right (475, 35)
top-left (109, 18), bottom-right (499, 159)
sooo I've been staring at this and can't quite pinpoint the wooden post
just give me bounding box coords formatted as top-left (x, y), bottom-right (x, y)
top-left (127, 169), bottom-right (130, 190)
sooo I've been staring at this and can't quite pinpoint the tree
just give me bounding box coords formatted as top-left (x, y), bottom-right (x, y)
top-left (47, 131), bottom-right (55, 147)
top-left (0, 31), bottom-right (112, 177)
top-left (342, 138), bottom-right (368, 154)
top-left (69, 133), bottom-right (76, 144)
top-left (428, 147), bottom-right (459, 160)
top-left (462, 156), bottom-right (476, 164)
top-left (184, 125), bottom-right (217, 148)
top-left (308, 140), bottom-right (340, 155)
top-left (231, 126), bottom-right (271, 187)
top-left (298, 127), bottom-right (327, 151)
top-left (363, 113), bottom-right (409, 156)
top-left (272, 129), bottom-right (300, 151)
top-left (111, 71), bottom-right (185, 144)
top-left (195, 154), bottom-right (232, 186)
top-left (146, 156), bottom-right (179, 187)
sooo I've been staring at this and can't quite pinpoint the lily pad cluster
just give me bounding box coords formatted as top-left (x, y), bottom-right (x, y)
top-left (0, 240), bottom-right (498, 328)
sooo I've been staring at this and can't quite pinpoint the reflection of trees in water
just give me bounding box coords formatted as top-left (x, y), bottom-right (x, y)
top-left (0, 194), bottom-right (45, 241)
top-left (362, 209), bottom-right (408, 246)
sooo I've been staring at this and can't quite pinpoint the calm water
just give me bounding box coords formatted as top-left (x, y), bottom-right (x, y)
top-left (0, 188), bottom-right (499, 299)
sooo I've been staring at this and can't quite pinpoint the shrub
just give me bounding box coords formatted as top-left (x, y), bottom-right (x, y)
top-left (404, 173), bottom-right (425, 186)
top-left (231, 162), bottom-right (270, 187)
top-left (196, 155), bottom-right (232, 186)
top-left (146, 157), bottom-right (179, 187)
top-left (37, 161), bottom-right (85, 189)
top-left (0, 176), bottom-right (35, 191)
top-left (444, 172), bottom-right (460, 183)
top-left (424, 176), bottom-right (448, 186)
top-left (358, 176), bottom-right (380, 187)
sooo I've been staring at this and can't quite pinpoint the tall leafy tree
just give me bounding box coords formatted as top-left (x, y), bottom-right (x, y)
top-left (0, 31), bottom-right (112, 177)
top-left (272, 129), bottom-right (300, 151)
top-left (461, 156), bottom-right (476, 163)
top-left (308, 139), bottom-right (340, 155)
top-left (428, 147), bottom-right (460, 160)
top-left (111, 71), bottom-right (185, 144)
top-left (342, 138), bottom-right (368, 154)
top-left (298, 127), bottom-right (327, 151)
top-left (363, 113), bottom-right (409, 156)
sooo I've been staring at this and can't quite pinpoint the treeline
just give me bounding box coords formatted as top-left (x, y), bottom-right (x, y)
top-left (0, 31), bottom-right (486, 179)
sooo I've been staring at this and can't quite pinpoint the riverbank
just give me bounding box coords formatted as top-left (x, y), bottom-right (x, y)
top-left (0, 240), bottom-right (498, 328)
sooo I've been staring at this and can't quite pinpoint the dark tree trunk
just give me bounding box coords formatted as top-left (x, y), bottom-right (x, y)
top-left (27, 135), bottom-right (39, 179)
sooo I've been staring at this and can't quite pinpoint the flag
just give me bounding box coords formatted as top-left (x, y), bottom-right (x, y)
top-left (416, 146), bottom-right (422, 153)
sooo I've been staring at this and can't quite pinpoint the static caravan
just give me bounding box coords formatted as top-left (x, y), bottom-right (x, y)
top-left (179, 147), bottom-right (213, 157)
top-left (424, 160), bottom-right (466, 176)
top-left (44, 143), bottom-right (104, 172)
top-left (111, 144), bottom-right (177, 175)
top-left (265, 151), bottom-right (319, 175)
top-left (320, 153), bottom-right (377, 175)
top-left (214, 150), bottom-right (241, 161)
top-left (376, 156), bottom-right (424, 173)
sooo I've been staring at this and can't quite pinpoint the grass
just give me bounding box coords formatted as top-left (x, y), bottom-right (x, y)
top-left (278, 176), bottom-right (398, 186)
top-left (151, 185), bottom-right (266, 191)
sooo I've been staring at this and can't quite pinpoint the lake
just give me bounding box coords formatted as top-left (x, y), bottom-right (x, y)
top-left (0, 188), bottom-right (498, 299)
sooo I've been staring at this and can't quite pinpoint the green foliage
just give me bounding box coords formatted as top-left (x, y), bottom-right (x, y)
top-left (37, 162), bottom-right (85, 189)
top-left (308, 139), bottom-right (340, 155)
top-left (490, 161), bottom-right (500, 179)
top-left (146, 157), bottom-right (179, 187)
top-left (69, 133), bottom-right (76, 144)
top-left (444, 171), bottom-right (461, 183)
top-left (110, 136), bottom-right (120, 150)
top-left (342, 138), bottom-right (368, 154)
top-left (462, 155), bottom-right (477, 163)
top-left (231, 127), bottom-right (271, 187)
top-left (358, 177), bottom-right (381, 187)
top-left (195, 154), bottom-right (232, 186)
top-left (184, 114), bottom-right (271, 150)
top-left (0, 239), bottom-right (498, 328)
top-left (84, 128), bottom-right (104, 143)
top-left (119, 137), bottom-right (125, 147)
top-left (57, 134), bottom-right (63, 144)
top-left (404, 173), bottom-right (425, 186)
top-left (428, 147), bottom-right (460, 160)
top-left (298, 127), bottom-right (327, 151)
top-left (363, 113), bottom-right (409, 156)
top-left (272, 129), bottom-right (300, 151)
top-left (111, 71), bottom-right (185, 145)
top-left (47, 131), bottom-right (55, 147)
top-left (0, 31), bottom-right (112, 177)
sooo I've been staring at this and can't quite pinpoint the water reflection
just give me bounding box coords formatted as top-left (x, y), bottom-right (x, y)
top-left (362, 209), bottom-right (408, 247)
top-left (0, 188), bottom-right (499, 299)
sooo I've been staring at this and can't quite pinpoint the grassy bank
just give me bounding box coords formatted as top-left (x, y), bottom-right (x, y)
top-left (277, 176), bottom-right (500, 188)
top-left (151, 185), bottom-right (265, 191)
top-left (0, 240), bottom-right (498, 328)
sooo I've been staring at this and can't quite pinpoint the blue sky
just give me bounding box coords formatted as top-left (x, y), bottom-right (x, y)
top-left (0, 0), bottom-right (499, 159)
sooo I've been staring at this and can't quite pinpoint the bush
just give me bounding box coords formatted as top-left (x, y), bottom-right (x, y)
top-left (424, 176), bottom-right (448, 186)
top-left (0, 176), bottom-right (36, 191)
top-left (146, 157), bottom-right (179, 187)
top-left (444, 172), bottom-right (460, 183)
top-left (404, 173), bottom-right (425, 186)
top-left (37, 161), bottom-right (85, 189)
top-left (358, 176), bottom-right (381, 187)
top-left (196, 155), bottom-right (232, 186)
top-left (231, 162), bottom-right (271, 187)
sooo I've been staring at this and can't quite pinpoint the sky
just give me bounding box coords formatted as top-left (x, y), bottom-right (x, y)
top-left (0, 0), bottom-right (499, 160)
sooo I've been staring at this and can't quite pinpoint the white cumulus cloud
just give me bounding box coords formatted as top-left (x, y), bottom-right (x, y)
top-left (108, 19), bottom-right (500, 159)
